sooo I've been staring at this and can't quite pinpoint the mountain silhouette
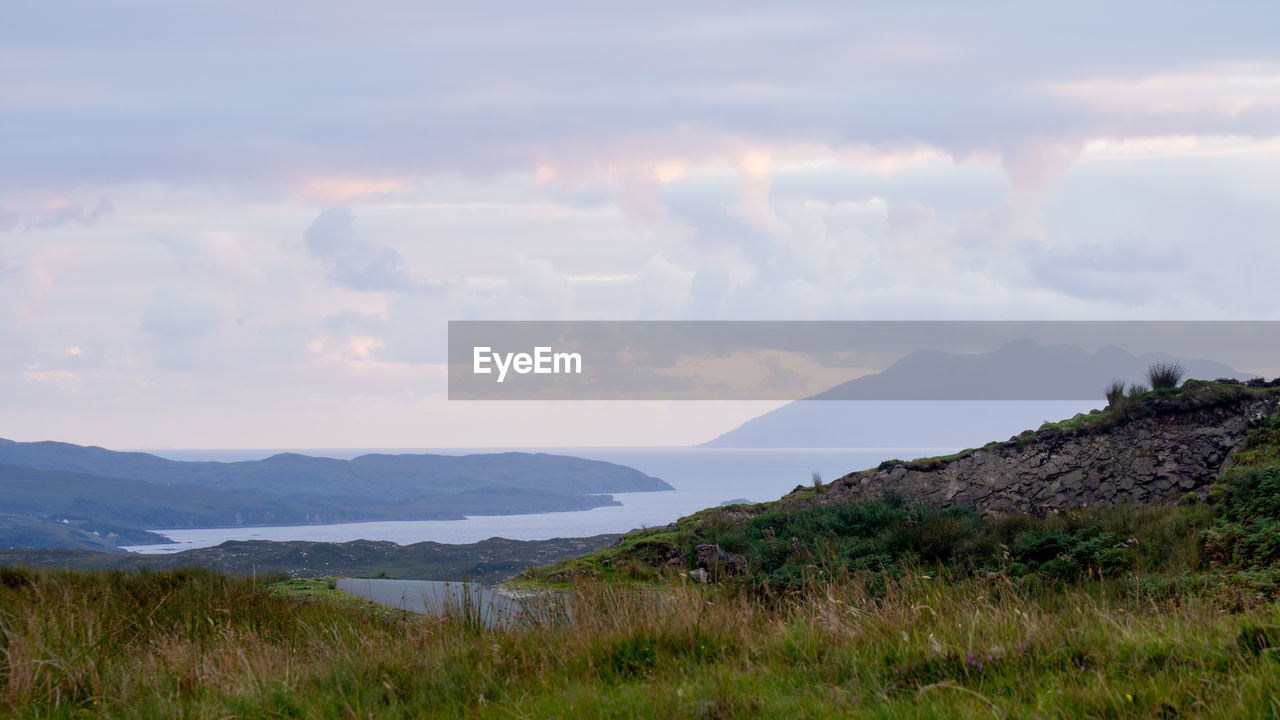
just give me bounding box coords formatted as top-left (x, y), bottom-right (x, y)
top-left (703, 341), bottom-right (1253, 448)
top-left (0, 440), bottom-right (673, 548)
top-left (0, 440), bottom-right (672, 499)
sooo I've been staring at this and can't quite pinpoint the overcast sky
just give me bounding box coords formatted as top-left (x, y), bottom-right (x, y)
top-left (3, 2), bottom-right (1280, 448)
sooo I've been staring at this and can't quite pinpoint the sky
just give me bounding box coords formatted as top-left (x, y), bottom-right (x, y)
top-left (3, 2), bottom-right (1280, 449)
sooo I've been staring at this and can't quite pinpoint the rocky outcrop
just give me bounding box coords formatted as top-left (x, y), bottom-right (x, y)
top-left (694, 543), bottom-right (748, 578)
top-left (811, 385), bottom-right (1280, 514)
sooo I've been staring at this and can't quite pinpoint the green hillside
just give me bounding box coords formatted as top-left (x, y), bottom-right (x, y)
top-left (0, 534), bottom-right (620, 583)
top-left (526, 380), bottom-right (1280, 591)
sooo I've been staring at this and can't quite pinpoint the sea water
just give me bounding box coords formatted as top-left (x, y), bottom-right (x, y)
top-left (123, 447), bottom-right (949, 553)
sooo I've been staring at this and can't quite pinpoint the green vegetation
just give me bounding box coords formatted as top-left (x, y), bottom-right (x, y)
top-left (268, 577), bottom-right (423, 621)
top-left (532, 385), bottom-right (1280, 594)
top-left (5, 559), bottom-right (1280, 716)
top-left (1202, 413), bottom-right (1280, 574)
top-left (0, 514), bottom-right (166, 552)
top-left (1147, 361), bottom-right (1187, 390)
top-left (868, 379), bottom-right (1280, 474)
top-left (1040, 377), bottom-right (1276, 435)
top-left (529, 494), bottom-right (1227, 590)
top-left (0, 534), bottom-right (621, 583)
top-left (1104, 378), bottom-right (1127, 407)
top-left (1224, 411), bottom-right (1280, 470)
top-left (5, 382), bottom-right (1280, 717)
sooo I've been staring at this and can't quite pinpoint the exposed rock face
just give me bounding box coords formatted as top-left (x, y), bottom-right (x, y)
top-left (816, 390), bottom-right (1280, 514)
top-left (694, 543), bottom-right (748, 577)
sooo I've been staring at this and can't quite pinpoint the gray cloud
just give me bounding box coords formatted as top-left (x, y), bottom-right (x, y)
top-left (1021, 239), bottom-right (1188, 302)
top-left (305, 209), bottom-right (422, 293)
top-left (139, 288), bottom-right (222, 338)
top-left (4, 3), bottom-right (1280, 192)
top-left (323, 310), bottom-right (387, 334)
top-left (25, 198), bottom-right (113, 230)
top-left (4, 2), bottom-right (1280, 447)
top-left (0, 198), bottom-right (112, 233)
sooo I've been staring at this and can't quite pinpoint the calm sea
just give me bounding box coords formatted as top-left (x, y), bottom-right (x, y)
top-left (123, 446), bottom-right (949, 554)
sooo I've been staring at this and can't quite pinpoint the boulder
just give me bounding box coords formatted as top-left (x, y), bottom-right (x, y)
top-left (694, 543), bottom-right (748, 578)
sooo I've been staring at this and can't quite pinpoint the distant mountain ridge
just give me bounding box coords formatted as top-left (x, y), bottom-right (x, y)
top-left (0, 440), bottom-right (672, 499)
top-left (704, 341), bottom-right (1255, 448)
top-left (808, 340), bottom-right (1246, 400)
top-left (0, 440), bottom-right (672, 550)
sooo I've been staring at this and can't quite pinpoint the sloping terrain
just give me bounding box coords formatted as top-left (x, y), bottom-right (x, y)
top-left (806, 379), bottom-right (1280, 513)
top-left (532, 379), bottom-right (1280, 588)
top-left (0, 514), bottom-right (167, 552)
top-left (9, 381), bottom-right (1280, 719)
top-left (704, 340), bottom-right (1252, 447)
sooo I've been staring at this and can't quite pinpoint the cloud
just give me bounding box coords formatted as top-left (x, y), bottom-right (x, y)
top-left (4, 3), bottom-right (1280, 446)
top-left (294, 176), bottom-right (410, 204)
top-left (1045, 64), bottom-right (1280, 124)
top-left (26, 197), bottom-right (114, 230)
top-left (22, 368), bottom-right (84, 394)
top-left (0, 196), bottom-right (113, 232)
top-left (323, 310), bottom-right (387, 334)
top-left (5, 3), bottom-right (1279, 196)
top-left (304, 208), bottom-right (430, 293)
top-left (1020, 238), bottom-right (1188, 302)
top-left (139, 288), bottom-right (222, 338)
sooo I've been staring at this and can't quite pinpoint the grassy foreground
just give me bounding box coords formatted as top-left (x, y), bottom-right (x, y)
top-left (4, 396), bottom-right (1280, 717)
top-left (2, 564), bottom-right (1280, 718)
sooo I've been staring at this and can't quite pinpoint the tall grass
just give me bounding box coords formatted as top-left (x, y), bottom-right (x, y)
top-left (1148, 361), bottom-right (1187, 390)
top-left (2, 565), bottom-right (1280, 718)
top-left (1104, 379), bottom-right (1127, 407)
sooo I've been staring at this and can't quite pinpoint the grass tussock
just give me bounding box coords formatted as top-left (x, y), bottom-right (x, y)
top-left (1147, 361), bottom-right (1187, 391)
top-left (1104, 379), bottom-right (1127, 408)
top-left (3, 566), bottom-right (1280, 717)
top-left (1040, 378), bottom-right (1276, 435)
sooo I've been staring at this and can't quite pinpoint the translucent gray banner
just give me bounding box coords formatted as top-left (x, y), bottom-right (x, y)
top-left (447, 321), bottom-right (1278, 400)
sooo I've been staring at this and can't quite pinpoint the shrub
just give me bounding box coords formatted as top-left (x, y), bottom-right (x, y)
top-left (1104, 379), bottom-right (1127, 407)
top-left (1227, 413), bottom-right (1280, 469)
top-left (0, 565), bottom-right (32, 589)
top-left (1147, 361), bottom-right (1186, 390)
top-left (1201, 464), bottom-right (1280, 569)
top-left (1010, 527), bottom-right (1135, 580)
